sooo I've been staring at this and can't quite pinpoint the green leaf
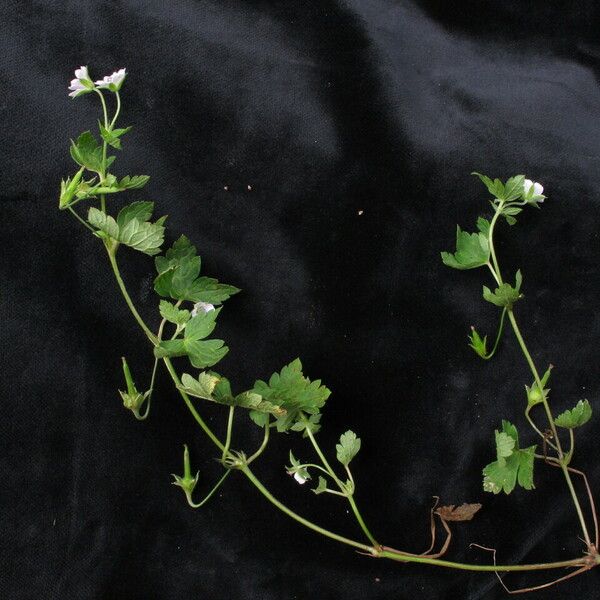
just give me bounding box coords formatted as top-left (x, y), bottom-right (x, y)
top-left (312, 476), bottom-right (328, 495)
top-left (476, 217), bottom-right (490, 236)
top-left (483, 271), bottom-right (522, 308)
top-left (154, 236), bottom-right (240, 304)
top-left (249, 411), bottom-right (270, 427)
top-left (185, 339), bottom-right (229, 369)
top-left (98, 121), bottom-right (132, 149)
top-left (159, 300), bottom-right (191, 326)
top-left (179, 371), bottom-right (220, 400)
top-left (336, 430), bottom-right (361, 466)
top-left (250, 359), bottom-right (331, 433)
top-left (473, 173), bottom-right (525, 202)
top-left (88, 207), bottom-right (119, 239)
top-left (495, 431), bottom-right (515, 460)
top-left (117, 201), bottom-right (154, 229)
top-left (503, 175), bottom-right (526, 201)
top-left (482, 420), bottom-right (536, 494)
top-left (178, 371), bottom-right (285, 417)
top-left (118, 215), bottom-right (166, 256)
top-left (116, 175), bottom-right (150, 190)
top-left (473, 172), bottom-right (505, 199)
top-left (70, 131), bottom-right (106, 173)
top-left (441, 225), bottom-right (490, 270)
top-left (555, 400), bottom-right (592, 429)
top-left (88, 204), bottom-right (166, 256)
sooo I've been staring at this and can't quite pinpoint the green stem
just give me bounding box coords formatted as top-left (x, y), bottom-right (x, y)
top-left (106, 246), bottom-right (157, 343)
top-left (222, 406), bottom-right (235, 461)
top-left (94, 89), bottom-right (110, 213)
top-left (101, 232), bottom-right (596, 574)
top-left (304, 422), bottom-right (379, 547)
top-left (68, 206), bottom-right (95, 233)
top-left (110, 91), bottom-right (121, 129)
top-left (246, 422), bottom-right (271, 464)
top-left (482, 307), bottom-right (506, 360)
top-left (188, 470), bottom-right (231, 509)
top-left (348, 495), bottom-right (379, 547)
top-left (162, 357), bottom-right (225, 452)
top-left (242, 467), bottom-right (588, 572)
top-left (487, 202), bottom-right (592, 548)
top-left (525, 405), bottom-right (558, 451)
top-left (378, 551), bottom-right (588, 572)
top-left (487, 202), bottom-right (506, 284)
top-left (240, 465), bottom-right (376, 554)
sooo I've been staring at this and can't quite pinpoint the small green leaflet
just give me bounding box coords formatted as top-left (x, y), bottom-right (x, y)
top-left (88, 207), bottom-right (119, 238)
top-left (441, 221), bottom-right (490, 270)
top-left (483, 270), bottom-right (522, 308)
top-left (154, 307), bottom-right (228, 368)
top-left (472, 173), bottom-right (525, 202)
top-left (116, 175), bottom-right (150, 190)
top-left (502, 175), bottom-right (526, 202)
top-left (555, 400), bottom-right (592, 429)
top-left (159, 300), bottom-right (191, 326)
top-left (336, 431), bottom-right (361, 466)
top-left (313, 476), bottom-right (328, 495)
top-left (70, 131), bottom-right (115, 173)
top-left (88, 203), bottom-right (166, 256)
top-left (98, 121), bottom-right (132, 149)
top-left (482, 420), bottom-right (536, 495)
top-left (116, 201), bottom-right (154, 228)
top-left (249, 359), bottom-right (331, 433)
top-left (472, 173), bottom-right (506, 199)
top-left (178, 371), bottom-right (285, 416)
top-left (154, 236), bottom-right (240, 304)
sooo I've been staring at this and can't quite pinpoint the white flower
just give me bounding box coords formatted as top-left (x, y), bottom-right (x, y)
top-left (68, 65), bottom-right (94, 98)
top-left (95, 68), bottom-right (127, 92)
top-left (523, 178), bottom-right (544, 200)
top-left (294, 472), bottom-right (308, 485)
top-left (191, 301), bottom-right (215, 317)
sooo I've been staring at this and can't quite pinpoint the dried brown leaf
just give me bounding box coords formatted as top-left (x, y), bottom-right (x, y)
top-left (435, 502), bottom-right (482, 522)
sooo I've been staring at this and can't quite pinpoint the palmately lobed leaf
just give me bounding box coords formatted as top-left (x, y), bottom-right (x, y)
top-left (336, 430), bottom-right (361, 466)
top-left (87, 203), bottom-right (166, 256)
top-left (178, 371), bottom-right (286, 417)
top-left (159, 300), bottom-right (191, 326)
top-left (250, 359), bottom-right (331, 432)
top-left (482, 271), bottom-right (522, 308)
top-left (555, 399), bottom-right (592, 429)
top-left (154, 236), bottom-right (240, 304)
top-left (441, 224), bottom-right (490, 270)
top-left (483, 420), bottom-right (536, 495)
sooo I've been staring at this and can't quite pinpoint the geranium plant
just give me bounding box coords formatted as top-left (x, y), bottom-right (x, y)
top-left (59, 66), bottom-right (599, 594)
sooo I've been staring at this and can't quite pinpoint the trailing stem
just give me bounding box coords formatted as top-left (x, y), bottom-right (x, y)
top-left (487, 201), bottom-right (594, 550)
top-left (101, 242), bottom-right (598, 577)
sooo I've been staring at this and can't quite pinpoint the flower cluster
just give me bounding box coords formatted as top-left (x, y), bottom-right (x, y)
top-left (68, 65), bottom-right (126, 98)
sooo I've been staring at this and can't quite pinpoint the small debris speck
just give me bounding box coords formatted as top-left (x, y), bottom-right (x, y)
top-left (247, 185), bottom-right (252, 191)
top-left (357, 210), bottom-right (363, 215)
top-left (375, 577), bottom-right (381, 583)
top-left (224, 185), bottom-right (229, 191)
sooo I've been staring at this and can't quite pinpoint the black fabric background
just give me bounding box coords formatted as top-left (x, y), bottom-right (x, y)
top-left (2, 1), bottom-right (600, 598)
